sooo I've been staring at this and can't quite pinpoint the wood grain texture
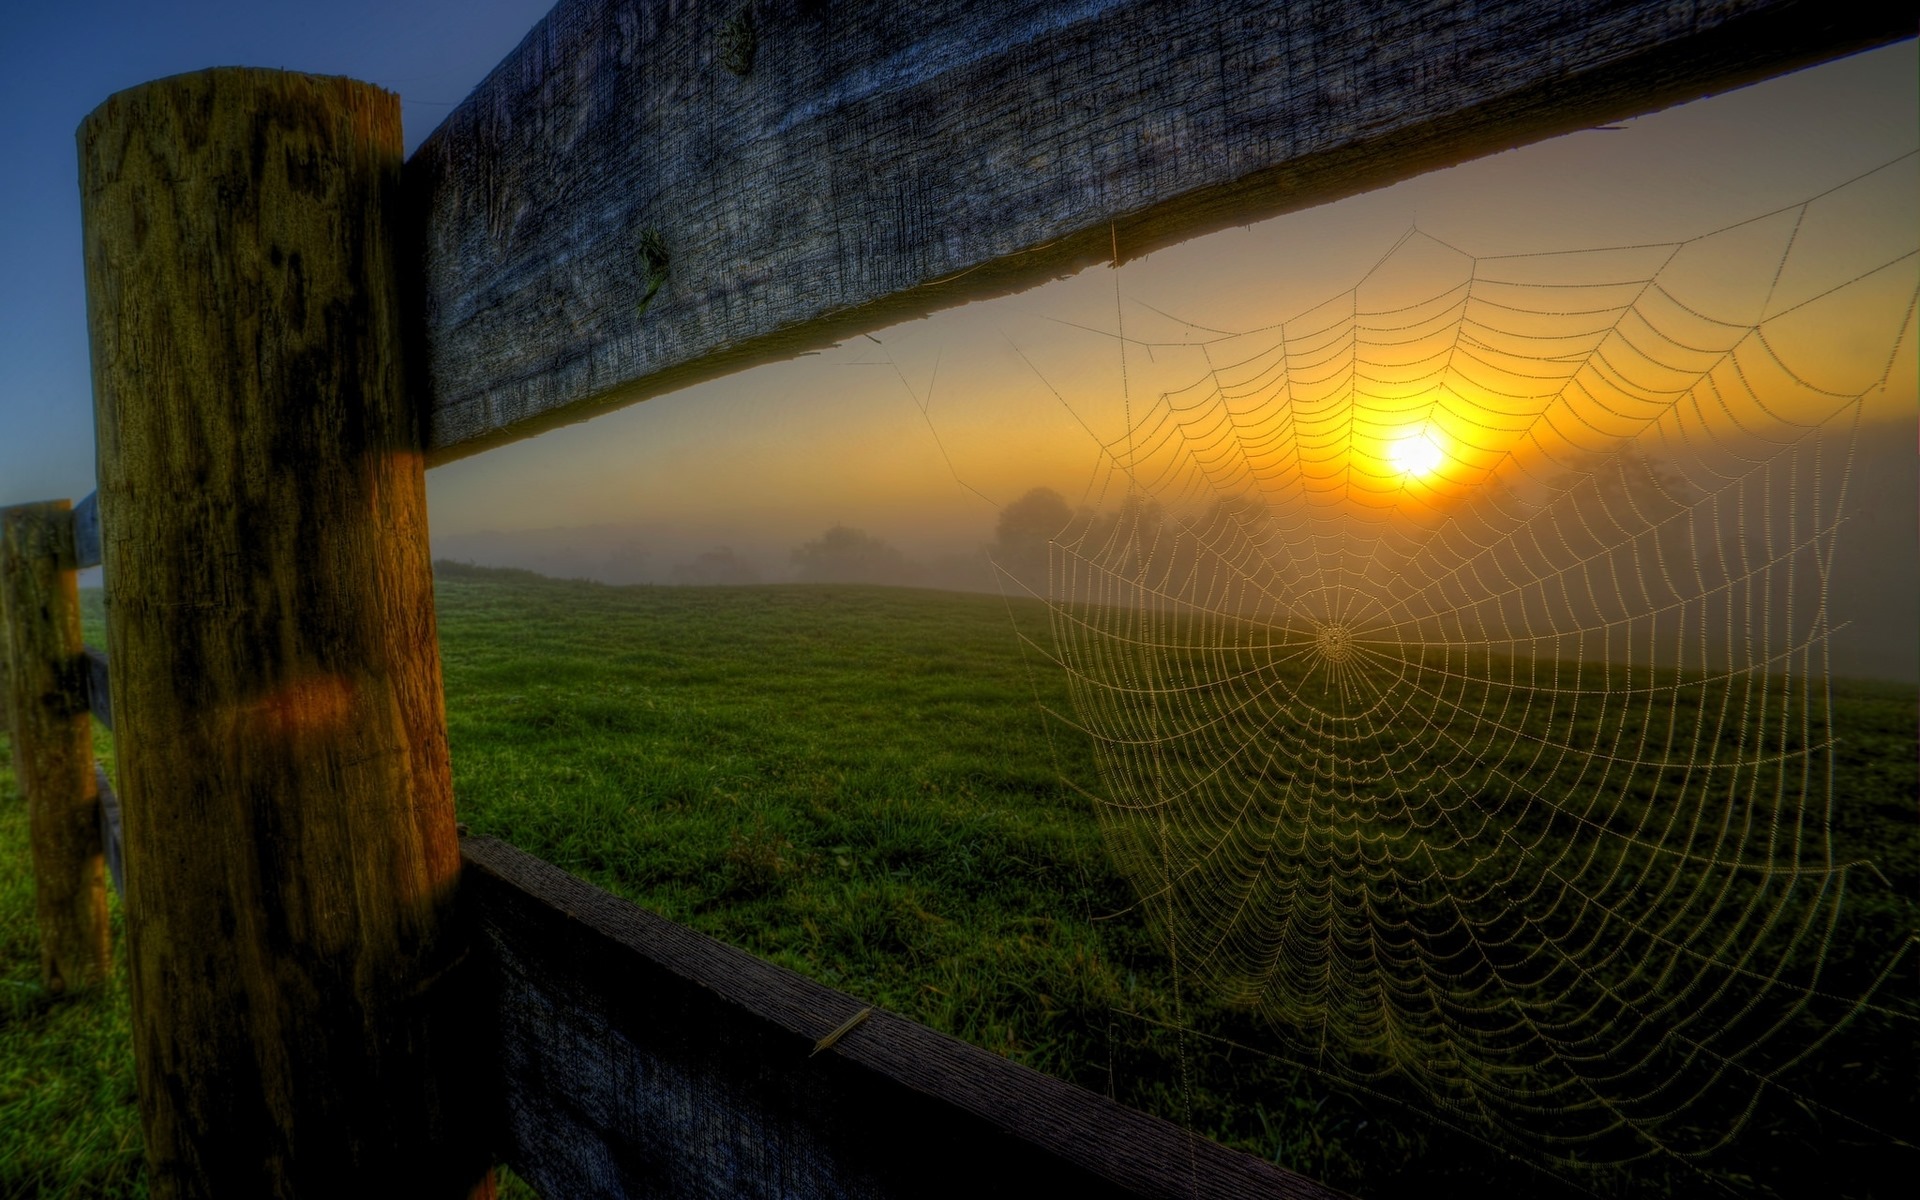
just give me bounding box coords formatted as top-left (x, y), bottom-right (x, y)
top-left (408, 0), bottom-right (1915, 461)
top-left (0, 500), bottom-right (108, 994)
top-left (462, 835), bottom-right (1348, 1200)
top-left (79, 69), bottom-right (489, 1197)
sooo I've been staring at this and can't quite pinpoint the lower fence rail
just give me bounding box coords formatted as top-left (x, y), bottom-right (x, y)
top-left (462, 836), bottom-right (1345, 1200)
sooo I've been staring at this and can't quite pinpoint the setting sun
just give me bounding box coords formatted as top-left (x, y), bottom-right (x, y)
top-left (1387, 431), bottom-right (1446, 478)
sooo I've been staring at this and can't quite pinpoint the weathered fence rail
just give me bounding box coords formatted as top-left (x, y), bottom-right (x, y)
top-left (71, 491), bottom-right (100, 574)
top-left (467, 835), bottom-right (1337, 1199)
top-left (408, 0), bottom-right (1914, 461)
top-left (3, 0), bottom-right (1910, 1195)
top-left (81, 643), bottom-right (110, 731)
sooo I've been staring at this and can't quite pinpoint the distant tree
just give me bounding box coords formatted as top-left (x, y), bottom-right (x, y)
top-left (672, 547), bottom-right (761, 586)
top-left (791, 525), bottom-right (919, 585)
top-left (993, 486), bottom-right (1074, 595)
top-left (1185, 493), bottom-right (1290, 612)
top-left (1549, 451), bottom-right (1692, 547)
top-left (1069, 492), bottom-right (1168, 593)
top-left (1513, 448), bottom-right (1702, 654)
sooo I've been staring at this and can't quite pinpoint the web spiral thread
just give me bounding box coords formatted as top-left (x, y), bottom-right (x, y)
top-left (1004, 157), bottom-right (1920, 1167)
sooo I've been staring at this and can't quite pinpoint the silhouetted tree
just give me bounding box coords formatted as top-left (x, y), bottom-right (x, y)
top-left (1185, 493), bottom-right (1290, 616)
top-left (791, 525), bottom-right (919, 585)
top-left (1067, 492), bottom-right (1169, 598)
top-left (993, 486), bottom-right (1073, 595)
top-left (1511, 448), bottom-right (1700, 660)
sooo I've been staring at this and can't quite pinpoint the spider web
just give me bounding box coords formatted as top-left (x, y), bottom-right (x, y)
top-left (999, 155), bottom-right (1920, 1170)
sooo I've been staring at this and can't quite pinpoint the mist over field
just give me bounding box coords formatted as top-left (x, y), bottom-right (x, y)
top-left (430, 523), bottom-right (998, 593)
top-left (1826, 422), bottom-right (1920, 682)
top-left (427, 416), bottom-right (1916, 684)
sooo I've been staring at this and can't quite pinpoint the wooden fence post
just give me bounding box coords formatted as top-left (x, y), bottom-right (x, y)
top-left (78, 69), bottom-right (488, 1195)
top-left (0, 499), bottom-right (109, 994)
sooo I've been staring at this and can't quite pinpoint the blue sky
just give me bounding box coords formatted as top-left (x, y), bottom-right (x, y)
top-left (0, 0), bottom-right (555, 508)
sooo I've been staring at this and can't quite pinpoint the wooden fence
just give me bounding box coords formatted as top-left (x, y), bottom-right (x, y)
top-left (1, 505), bottom-right (1332, 1197)
top-left (5, 1), bottom-right (1913, 1195)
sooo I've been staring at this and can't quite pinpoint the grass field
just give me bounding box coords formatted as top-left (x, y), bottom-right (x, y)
top-left (1, 566), bottom-right (1913, 1197)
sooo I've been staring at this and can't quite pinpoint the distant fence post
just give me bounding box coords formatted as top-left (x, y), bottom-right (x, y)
top-left (79, 69), bottom-right (488, 1195)
top-left (0, 499), bottom-right (109, 994)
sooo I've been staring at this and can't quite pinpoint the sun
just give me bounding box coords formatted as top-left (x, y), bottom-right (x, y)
top-left (1387, 431), bottom-right (1446, 478)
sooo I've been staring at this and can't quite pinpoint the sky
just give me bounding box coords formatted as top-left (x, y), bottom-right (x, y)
top-left (0, 7), bottom-right (1914, 628)
top-left (0, 0), bottom-right (557, 504)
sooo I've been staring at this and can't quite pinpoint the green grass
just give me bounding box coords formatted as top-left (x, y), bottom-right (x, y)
top-left (1, 568), bottom-right (1913, 1197)
top-left (0, 731), bottom-right (142, 1197)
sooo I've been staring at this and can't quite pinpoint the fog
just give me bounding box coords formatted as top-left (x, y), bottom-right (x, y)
top-left (427, 414), bottom-right (1915, 684)
top-left (431, 521), bottom-right (998, 594)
